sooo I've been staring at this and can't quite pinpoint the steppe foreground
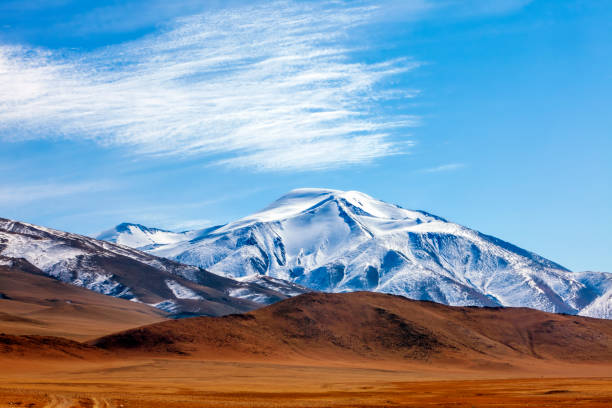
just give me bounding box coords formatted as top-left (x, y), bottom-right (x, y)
top-left (1, 292), bottom-right (612, 407)
top-left (1, 359), bottom-right (612, 408)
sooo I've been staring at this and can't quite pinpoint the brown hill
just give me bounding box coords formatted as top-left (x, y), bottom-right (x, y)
top-left (1, 292), bottom-right (612, 407)
top-left (93, 291), bottom-right (612, 366)
top-left (0, 263), bottom-right (167, 340)
top-left (0, 333), bottom-right (107, 360)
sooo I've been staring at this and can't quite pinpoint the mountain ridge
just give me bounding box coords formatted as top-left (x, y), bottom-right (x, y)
top-left (98, 188), bottom-right (612, 319)
top-left (0, 262), bottom-right (166, 340)
top-left (0, 217), bottom-right (307, 317)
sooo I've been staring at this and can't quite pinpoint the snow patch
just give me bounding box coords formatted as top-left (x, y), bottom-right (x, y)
top-left (228, 287), bottom-right (271, 304)
top-left (165, 279), bottom-right (203, 300)
top-left (150, 300), bottom-right (180, 314)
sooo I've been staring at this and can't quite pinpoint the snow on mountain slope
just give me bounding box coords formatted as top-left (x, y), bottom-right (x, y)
top-left (97, 223), bottom-right (192, 250)
top-left (235, 274), bottom-right (310, 297)
top-left (575, 271), bottom-right (612, 319)
top-left (100, 188), bottom-right (612, 319)
top-left (0, 217), bottom-right (305, 316)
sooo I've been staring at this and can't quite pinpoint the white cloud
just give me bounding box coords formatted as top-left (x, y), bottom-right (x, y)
top-left (377, 0), bottom-right (533, 19)
top-left (0, 181), bottom-right (113, 205)
top-left (0, 1), bottom-right (420, 171)
top-left (419, 163), bottom-right (466, 173)
top-left (163, 219), bottom-right (211, 231)
top-left (50, 187), bottom-right (266, 234)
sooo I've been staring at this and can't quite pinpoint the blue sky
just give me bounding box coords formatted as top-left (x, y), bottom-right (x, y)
top-left (0, 0), bottom-right (610, 271)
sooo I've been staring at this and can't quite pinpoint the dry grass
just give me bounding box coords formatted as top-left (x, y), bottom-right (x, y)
top-left (2, 290), bottom-right (612, 407)
top-left (0, 267), bottom-right (166, 341)
top-left (0, 358), bottom-right (611, 407)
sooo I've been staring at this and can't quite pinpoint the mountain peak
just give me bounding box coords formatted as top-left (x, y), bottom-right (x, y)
top-left (95, 189), bottom-right (612, 319)
top-left (97, 223), bottom-right (184, 250)
top-left (242, 188), bottom-right (442, 227)
top-left (114, 222), bottom-right (166, 234)
top-left (272, 188), bottom-right (380, 208)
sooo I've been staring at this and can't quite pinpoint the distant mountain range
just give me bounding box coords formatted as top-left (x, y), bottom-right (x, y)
top-left (99, 188), bottom-right (612, 319)
top-left (0, 261), bottom-right (166, 340)
top-left (0, 218), bottom-right (307, 317)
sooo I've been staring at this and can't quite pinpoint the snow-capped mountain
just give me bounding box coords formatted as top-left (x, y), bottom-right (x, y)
top-left (97, 223), bottom-right (192, 251)
top-left (572, 271), bottom-right (612, 319)
top-left (0, 217), bottom-right (306, 316)
top-left (99, 188), bottom-right (612, 319)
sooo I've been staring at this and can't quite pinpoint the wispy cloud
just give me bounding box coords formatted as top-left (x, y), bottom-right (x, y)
top-left (0, 181), bottom-right (113, 205)
top-left (418, 163), bottom-right (466, 173)
top-left (49, 187), bottom-right (267, 234)
top-left (0, 1), bottom-right (419, 171)
top-left (372, 0), bottom-right (533, 22)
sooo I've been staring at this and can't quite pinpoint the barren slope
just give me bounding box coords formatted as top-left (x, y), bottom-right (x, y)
top-left (2, 292), bottom-right (612, 407)
top-left (0, 217), bottom-right (307, 317)
top-left (0, 262), bottom-right (166, 340)
top-left (93, 292), bottom-right (612, 366)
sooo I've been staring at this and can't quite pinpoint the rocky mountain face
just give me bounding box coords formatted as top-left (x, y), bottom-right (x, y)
top-left (100, 188), bottom-right (612, 319)
top-left (0, 218), bottom-right (307, 316)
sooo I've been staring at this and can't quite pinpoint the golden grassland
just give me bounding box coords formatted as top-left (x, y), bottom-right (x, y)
top-left (0, 357), bottom-right (611, 407)
top-left (2, 289), bottom-right (612, 407)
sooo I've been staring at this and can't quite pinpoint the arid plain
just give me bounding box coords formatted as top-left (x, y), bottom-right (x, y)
top-left (1, 358), bottom-right (612, 408)
top-left (1, 276), bottom-right (612, 408)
